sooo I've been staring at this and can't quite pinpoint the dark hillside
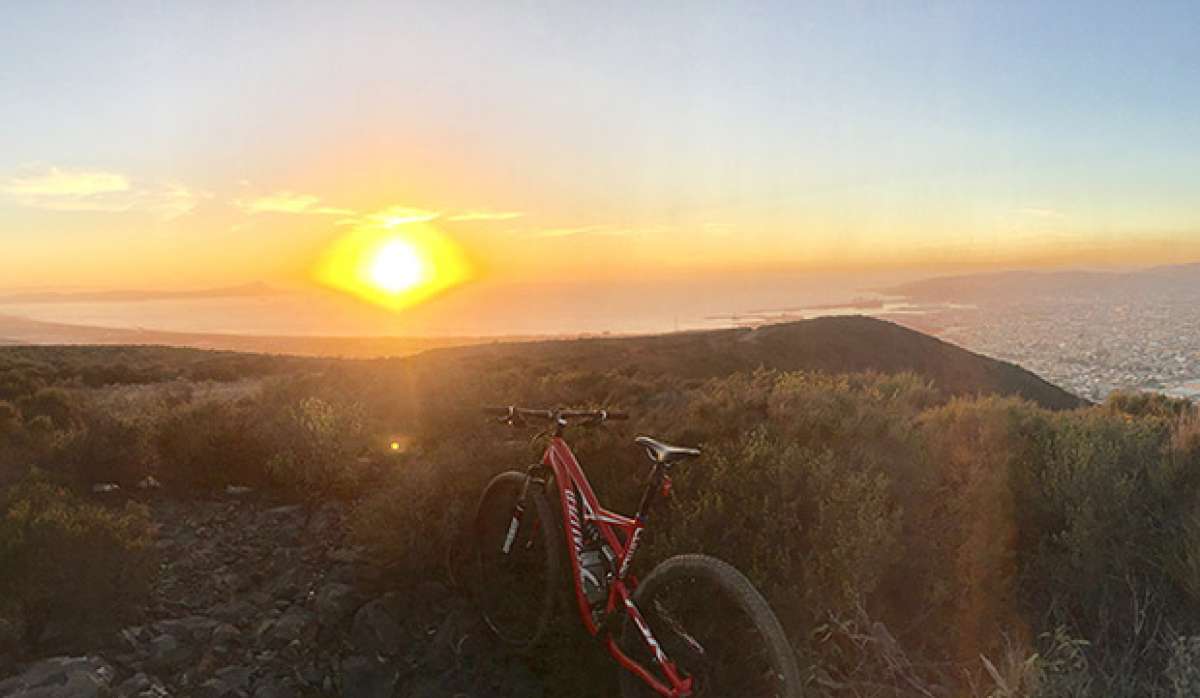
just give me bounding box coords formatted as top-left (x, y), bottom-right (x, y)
top-left (407, 316), bottom-right (1085, 410)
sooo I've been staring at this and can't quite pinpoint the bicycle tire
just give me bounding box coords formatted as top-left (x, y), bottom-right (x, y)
top-left (472, 470), bottom-right (564, 652)
top-left (618, 554), bottom-right (802, 697)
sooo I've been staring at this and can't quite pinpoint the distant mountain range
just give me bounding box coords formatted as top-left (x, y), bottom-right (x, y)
top-left (884, 262), bottom-right (1200, 303)
top-left (0, 282), bottom-right (280, 305)
top-left (0, 314), bottom-right (529, 359)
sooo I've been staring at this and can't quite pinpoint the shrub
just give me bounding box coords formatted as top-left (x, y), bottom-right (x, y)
top-left (64, 412), bottom-right (159, 487)
top-left (0, 369), bottom-right (44, 402)
top-left (914, 398), bottom-right (1035, 664)
top-left (1105, 390), bottom-right (1194, 421)
top-left (263, 396), bottom-right (368, 507)
top-left (0, 400), bottom-right (19, 438)
top-left (156, 400), bottom-right (273, 492)
top-left (17, 388), bottom-right (79, 430)
top-left (0, 472), bottom-right (156, 652)
top-left (349, 437), bottom-right (514, 581)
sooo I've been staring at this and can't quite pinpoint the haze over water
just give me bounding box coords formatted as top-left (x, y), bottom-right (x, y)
top-left (0, 270), bottom-right (922, 337)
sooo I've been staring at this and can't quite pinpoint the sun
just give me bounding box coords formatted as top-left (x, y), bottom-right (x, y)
top-left (369, 240), bottom-right (424, 293)
top-left (313, 221), bottom-right (473, 311)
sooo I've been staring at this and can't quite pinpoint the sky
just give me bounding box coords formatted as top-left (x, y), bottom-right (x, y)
top-left (1, 1), bottom-right (1199, 334)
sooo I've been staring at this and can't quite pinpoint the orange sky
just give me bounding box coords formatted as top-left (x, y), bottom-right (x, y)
top-left (2, 3), bottom-right (1198, 333)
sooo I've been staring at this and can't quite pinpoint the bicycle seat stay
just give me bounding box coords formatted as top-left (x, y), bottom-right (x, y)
top-left (634, 436), bottom-right (701, 464)
top-left (474, 405), bottom-right (799, 697)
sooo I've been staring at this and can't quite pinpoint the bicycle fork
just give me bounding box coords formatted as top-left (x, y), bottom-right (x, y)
top-left (501, 465), bottom-right (542, 555)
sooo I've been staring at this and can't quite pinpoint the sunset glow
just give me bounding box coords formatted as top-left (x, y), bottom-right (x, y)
top-left (1, 4), bottom-right (1198, 336)
top-left (314, 222), bottom-right (473, 312)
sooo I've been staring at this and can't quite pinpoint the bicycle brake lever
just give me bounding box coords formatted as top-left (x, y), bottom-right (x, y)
top-left (498, 406), bottom-right (526, 427)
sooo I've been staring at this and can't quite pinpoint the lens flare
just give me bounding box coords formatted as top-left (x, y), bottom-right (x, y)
top-left (314, 220), bottom-right (473, 311)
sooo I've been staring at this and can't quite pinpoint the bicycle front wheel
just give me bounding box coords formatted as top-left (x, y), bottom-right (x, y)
top-left (473, 470), bottom-right (564, 652)
top-left (618, 554), bottom-right (802, 698)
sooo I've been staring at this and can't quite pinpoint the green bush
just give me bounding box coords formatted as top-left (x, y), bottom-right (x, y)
top-left (350, 433), bottom-right (529, 581)
top-left (156, 400), bottom-right (273, 492)
top-left (64, 411), bottom-right (159, 487)
top-left (0, 400), bottom-right (19, 439)
top-left (263, 396), bottom-right (368, 507)
top-left (17, 388), bottom-right (80, 431)
top-left (0, 369), bottom-right (44, 402)
top-left (0, 472), bottom-right (156, 652)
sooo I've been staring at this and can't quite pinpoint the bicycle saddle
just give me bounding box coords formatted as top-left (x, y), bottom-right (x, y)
top-left (635, 436), bottom-right (701, 464)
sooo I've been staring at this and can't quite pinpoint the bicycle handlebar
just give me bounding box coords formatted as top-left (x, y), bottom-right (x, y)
top-left (482, 405), bottom-right (629, 425)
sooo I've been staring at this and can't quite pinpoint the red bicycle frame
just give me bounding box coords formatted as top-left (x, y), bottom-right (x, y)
top-left (537, 436), bottom-right (693, 697)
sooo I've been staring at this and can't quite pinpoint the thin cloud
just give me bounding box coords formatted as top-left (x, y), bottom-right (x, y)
top-left (524, 223), bottom-right (671, 239)
top-left (371, 206), bottom-right (441, 225)
top-left (3, 167), bottom-right (128, 198)
top-left (1, 165), bottom-right (206, 219)
top-left (526, 224), bottom-right (607, 239)
top-left (236, 191), bottom-right (355, 216)
top-left (143, 182), bottom-right (209, 219)
top-left (447, 210), bottom-right (524, 222)
top-left (237, 191), bottom-right (526, 231)
top-left (238, 194), bottom-right (440, 229)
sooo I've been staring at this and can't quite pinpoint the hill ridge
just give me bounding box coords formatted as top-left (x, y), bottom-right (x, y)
top-left (407, 315), bottom-right (1085, 410)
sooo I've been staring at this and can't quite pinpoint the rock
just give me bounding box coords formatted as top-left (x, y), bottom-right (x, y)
top-left (350, 599), bottom-right (405, 656)
top-left (212, 623), bottom-right (242, 649)
top-left (147, 633), bottom-right (192, 670)
top-left (114, 672), bottom-right (170, 698)
top-left (264, 505), bottom-right (302, 518)
top-left (0, 655), bottom-right (114, 698)
top-left (158, 615), bottom-right (218, 643)
top-left (195, 665), bottom-right (253, 698)
top-left (328, 547), bottom-right (362, 564)
top-left (251, 679), bottom-right (300, 698)
top-left (0, 618), bottom-right (19, 655)
top-left (92, 482), bottom-right (121, 494)
top-left (499, 661), bottom-right (544, 698)
top-left (225, 485), bottom-right (253, 496)
top-left (118, 625), bottom-right (151, 653)
top-left (270, 576), bottom-right (302, 602)
top-left (315, 582), bottom-right (361, 629)
top-left (305, 504), bottom-right (340, 537)
top-left (398, 675), bottom-right (441, 698)
top-left (211, 599), bottom-right (256, 624)
top-left (340, 655), bottom-right (397, 698)
top-left (423, 605), bottom-right (474, 673)
top-left (259, 605), bottom-right (315, 649)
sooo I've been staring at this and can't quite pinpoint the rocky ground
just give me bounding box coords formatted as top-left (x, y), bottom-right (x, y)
top-left (0, 496), bottom-right (547, 698)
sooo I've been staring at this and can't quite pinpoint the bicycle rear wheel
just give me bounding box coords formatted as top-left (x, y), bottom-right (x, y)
top-left (473, 470), bottom-right (564, 651)
top-left (618, 554), bottom-right (802, 697)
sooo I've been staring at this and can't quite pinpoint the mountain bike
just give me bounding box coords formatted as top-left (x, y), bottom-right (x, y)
top-left (473, 406), bottom-right (802, 697)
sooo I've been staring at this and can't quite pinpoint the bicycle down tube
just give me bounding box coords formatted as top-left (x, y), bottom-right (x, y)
top-left (537, 435), bottom-right (693, 697)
